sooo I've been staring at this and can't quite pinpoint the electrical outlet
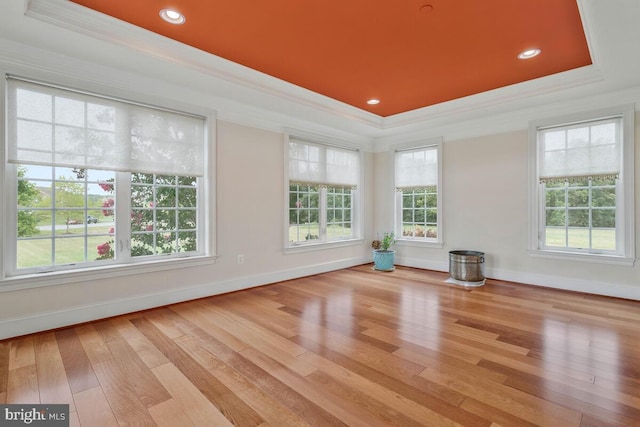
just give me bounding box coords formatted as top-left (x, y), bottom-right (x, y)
top-left (237, 254), bottom-right (245, 264)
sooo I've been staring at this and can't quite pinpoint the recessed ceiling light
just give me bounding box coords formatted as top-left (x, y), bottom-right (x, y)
top-left (367, 99), bottom-right (380, 105)
top-left (420, 4), bottom-right (434, 13)
top-left (518, 48), bottom-right (541, 59)
top-left (160, 9), bottom-right (186, 25)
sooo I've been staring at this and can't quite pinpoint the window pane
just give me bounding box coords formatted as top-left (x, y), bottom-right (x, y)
top-left (592, 188), bottom-right (615, 208)
top-left (592, 228), bottom-right (616, 251)
top-left (16, 165), bottom-right (118, 270)
top-left (592, 209), bottom-right (615, 228)
top-left (567, 228), bottom-right (588, 248)
top-left (545, 228), bottom-right (566, 247)
top-left (178, 210), bottom-right (197, 229)
top-left (402, 194), bottom-right (412, 208)
top-left (399, 188), bottom-right (438, 240)
top-left (55, 237), bottom-right (86, 264)
top-left (568, 209), bottom-right (588, 227)
top-left (288, 184), bottom-right (320, 244)
top-left (131, 174), bottom-right (198, 257)
top-left (157, 187), bottom-right (176, 207)
top-left (567, 188), bottom-right (588, 207)
top-left (545, 209), bottom-right (565, 226)
top-left (545, 189), bottom-right (565, 208)
top-left (17, 238), bottom-right (52, 269)
top-left (179, 231), bottom-right (197, 252)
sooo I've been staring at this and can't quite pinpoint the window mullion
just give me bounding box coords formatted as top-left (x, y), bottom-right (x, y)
top-left (319, 187), bottom-right (327, 241)
top-left (115, 172), bottom-right (132, 261)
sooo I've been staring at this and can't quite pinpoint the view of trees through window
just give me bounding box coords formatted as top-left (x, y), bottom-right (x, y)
top-left (288, 183), bottom-right (352, 244)
top-left (16, 165), bottom-right (198, 270)
top-left (401, 187), bottom-right (438, 238)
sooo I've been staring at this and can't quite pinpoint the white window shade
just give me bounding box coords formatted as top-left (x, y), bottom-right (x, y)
top-left (538, 117), bottom-right (622, 182)
top-left (6, 77), bottom-right (205, 177)
top-left (289, 138), bottom-right (359, 187)
top-left (395, 146), bottom-right (438, 190)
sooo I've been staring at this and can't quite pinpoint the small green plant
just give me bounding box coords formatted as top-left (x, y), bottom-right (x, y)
top-left (380, 232), bottom-right (395, 251)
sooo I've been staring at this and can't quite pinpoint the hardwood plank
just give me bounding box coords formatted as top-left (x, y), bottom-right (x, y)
top-left (240, 346), bottom-right (381, 427)
top-left (8, 336), bottom-right (35, 371)
top-left (148, 398), bottom-right (197, 427)
top-left (170, 301), bottom-right (251, 353)
top-left (419, 364), bottom-right (583, 426)
top-left (306, 369), bottom-right (425, 427)
top-left (67, 408), bottom-right (81, 427)
top-left (0, 341), bottom-right (9, 403)
top-left (75, 324), bottom-right (113, 365)
top-left (93, 320), bottom-right (171, 408)
top-left (132, 316), bottom-right (265, 426)
top-left (158, 307), bottom-right (345, 426)
top-left (459, 397), bottom-right (539, 427)
top-left (73, 386), bottom-right (119, 427)
top-left (33, 333), bottom-right (75, 410)
top-left (108, 317), bottom-right (169, 369)
top-left (175, 335), bottom-right (316, 427)
top-left (289, 334), bottom-right (490, 426)
top-left (194, 301), bottom-right (316, 377)
top-left (302, 350), bottom-right (470, 427)
top-left (91, 357), bottom-right (156, 425)
top-left (55, 328), bottom-right (100, 394)
top-left (6, 364), bottom-right (39, 404)
top-left (478, 359), bottom-right (640, 425)
top-left (151, 362), bottom-right (233, 427)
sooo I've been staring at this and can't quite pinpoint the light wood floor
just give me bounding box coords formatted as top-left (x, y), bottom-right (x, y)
top-left (1, 265), bottom-right (639, 426)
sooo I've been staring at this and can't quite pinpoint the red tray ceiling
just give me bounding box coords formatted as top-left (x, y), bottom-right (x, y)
top-left (71, 0), bottom-right (592, 117)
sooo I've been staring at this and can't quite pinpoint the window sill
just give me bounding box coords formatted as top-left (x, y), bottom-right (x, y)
top-left (396, 239), bottom-right (444, 249)
top-left (285, 238), bottom-right (364, 254)
top-left (528, 250), bottom-right (636, 267)
top-left (0, 255), bottom-right (218, 293)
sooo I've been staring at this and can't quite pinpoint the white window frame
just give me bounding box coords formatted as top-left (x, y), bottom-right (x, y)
top-left (528, 105), bottom-right (635, 266)
top-left (390, 138), bottom-right (444, 248)
top-left (0, 72), bottom-right (217, 290)
top-left (284, 132), bottom-right (363, 253)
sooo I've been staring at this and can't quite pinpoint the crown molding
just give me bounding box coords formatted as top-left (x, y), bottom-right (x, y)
top-left (372, 84), bottom-right (640, 151)
top-left (381, 65), bottom-right (605, 130)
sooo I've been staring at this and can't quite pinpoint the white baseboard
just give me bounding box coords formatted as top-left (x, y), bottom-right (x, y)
top-left (0, 256), bottom-right (369, 340)
top-left (396, 256), bottom-right (640, 301)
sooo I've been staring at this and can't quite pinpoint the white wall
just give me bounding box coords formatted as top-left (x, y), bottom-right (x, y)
top-left (0, 119), bottom-right (373, 339)
top-left (374, 118), bottom-right (640, 300)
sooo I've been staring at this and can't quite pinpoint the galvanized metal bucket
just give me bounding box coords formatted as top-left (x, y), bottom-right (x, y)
top-left (449, 250), bottom-right (485, 283)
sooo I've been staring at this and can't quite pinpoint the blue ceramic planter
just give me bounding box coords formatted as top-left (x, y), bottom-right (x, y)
top-left (372, 250), bottom-right (395, 271)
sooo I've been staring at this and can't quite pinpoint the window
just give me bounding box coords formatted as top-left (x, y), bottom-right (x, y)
top-left (530, 106), bottom-right (635, 264)
top-left (393, 143), bottom-right (443, 245)
top-left (287, 136), bottom-right (360, 247)
top-left (4, 76), bottom-right (208, 278)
